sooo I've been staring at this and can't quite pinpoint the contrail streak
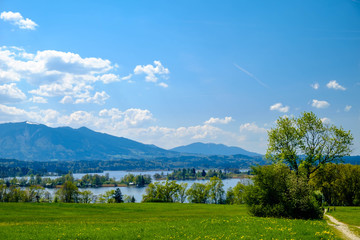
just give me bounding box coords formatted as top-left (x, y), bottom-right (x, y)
top-left (234, 63), bottom-right (268, 88)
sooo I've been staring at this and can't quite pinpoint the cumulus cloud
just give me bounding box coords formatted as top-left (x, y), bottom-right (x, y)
top-left (0, 103), bottom-right (268, 153)
top-left (311, 83), bottom-right (319, 90)
top-left (0, 104), bottom-right (59, 124)
top-left (134, 60), bottom-right (170, 85)
top-left (321, 117), bottom-right (331, 124)
top-left (311, 99), bottom-right (330, 109)
top-left (239, 122), bottom-right (267, 133)
top-left (344, 105), bottom-right (352, 112)
top-left (99, 108), bottom-right (153, 127)
top-left (0, 11), bottom-right (37, 30)
top-left (59, 96), bottom-right (73, 104)
top-left (270, 103), bottom-right (289, 113)
top-left (326, 80), bottom-right (346, 91)
top-left (0, 46), bottom-right (121, 104)
top-left (158, 82), bottom-right (168, 88)
top-left (30, 96), bottom-right (47, 103)
top-left (74, 91), bottom-right (110, 105)
top-left (204, 116), bottom-right (233, 125)
top-left (0, 83), bottom-right (26, 102)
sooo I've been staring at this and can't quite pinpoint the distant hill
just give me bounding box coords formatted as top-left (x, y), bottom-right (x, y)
top-left (0, 122), bottom-right (175, 161)
top-left (170, 142), bottom-right (261, 157)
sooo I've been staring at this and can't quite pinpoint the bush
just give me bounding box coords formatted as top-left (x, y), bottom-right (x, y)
top-left (245, 164), bottom-right (323, 219)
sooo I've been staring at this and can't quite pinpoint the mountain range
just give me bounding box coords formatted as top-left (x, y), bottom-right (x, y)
top-left (0, 122), bottom-right (260, 161)
top-left (0, 122), bottom-right (174, 161)
top-left (170, 142), bottom-right (261, 157)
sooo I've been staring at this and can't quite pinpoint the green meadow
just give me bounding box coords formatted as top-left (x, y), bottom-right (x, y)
top-left (327, 207), bottom-right (360, 237)
top-left (0, 203), bottom-right (340, 240)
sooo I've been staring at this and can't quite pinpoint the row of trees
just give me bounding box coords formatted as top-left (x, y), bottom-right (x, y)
top-left (0, 173), bottom-right (152, 188)
top-left (142, 177), bottom-right (246, 204)
top-left (0, 181), bottom-right (136, 204)
top-left (158, 168), bottom-right (236, 180)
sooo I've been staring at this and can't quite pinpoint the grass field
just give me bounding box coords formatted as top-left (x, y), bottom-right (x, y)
top-left (327, 206), bottom-right (360, 237)
top-left (0, 203), bottom-right (340, 240)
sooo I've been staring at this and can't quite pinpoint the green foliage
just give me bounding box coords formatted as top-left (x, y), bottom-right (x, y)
top-left (56, 180), bottom-right (79, 203)
top-left (266, 112), bottom-right (353, 178)
top-left (226, 182), bottom-right (246, 204)
top-left (310, 164), bottom-right (360, 206)
top-left (187, 183), bottom-right (208, 203)
top-left (142, 181), bottom-right (183, 202)
top-left (120, 173), bottom-right (151, 187)
top-left (165, 168), bottom-right (239, 180)
top-left (186, 177), bottom-right (225, 204)
top-left (114, 188), bottom-right (123, 203)
top-left (0, 203), bottom-right (340, 240)
top-left (207, 176), bottom-right (225, 204)
top-left (78, 190), bottom-right (93, 203)
top-left (245, 164), bottom-right (323, 219)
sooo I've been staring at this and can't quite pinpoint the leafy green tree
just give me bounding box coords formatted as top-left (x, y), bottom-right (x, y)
top-left (226, 182), bottom-right (246, 204)
top-left (142, 181), bottom-right (181, 202)
top-left (56, 181), bottom-right (79, 203)
top-left (266, 112), bottom-right (353, 178)
top-left (187, 183), bottom-right (208, 203)
top-left (245, 164), bottom-right (323, 219)
top-left (206, 177), bottom-right (224, 204)
top-left (175, 183), bottom-right (188, 203)
top-left (310, 164), bottom-right (360, 206)
top-left (79, 190), bottom-right (93, 203)
top-left (103, 190), bottom-right (115, 203)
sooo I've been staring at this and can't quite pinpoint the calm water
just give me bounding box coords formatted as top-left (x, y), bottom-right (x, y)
top-left (43, 170), bottom-right (252, 202)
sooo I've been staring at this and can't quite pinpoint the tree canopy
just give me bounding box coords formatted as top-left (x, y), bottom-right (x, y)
top-left (266, 112), bottom-right (353, 178)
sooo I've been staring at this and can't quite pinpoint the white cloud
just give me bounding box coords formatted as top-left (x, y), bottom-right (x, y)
top-left (99, 74), bottom-right (120, 84)
top-left (321, 117), bottom-right (331, 124)
top-left (204, 116), bottom-right (233, 125)
top-left (59, 96), bottom-right (73, 104)
top-left (158, 82), bottom-right (168, 88)
top-left (326, 80), bottom-right (346, 91)
top-left (0, 69), bottom-right (21, 82)
top-left (270, 103), bottom-right (289, 113)
top-left (0, 11), bottom-right (37, 30)
top-left (121, 74), bottom-right (133, 81)
top-left (344, 105), bottom-right (352, 112)
top-left (134, 60), bottom-right (170, 85)
top-left (0, 103), bottom-right (267, 153)
top-left (311, 99), bottom-right (330, 109)
top-left (30, 96), bottom-right (47, 103)
top-left (0, 83), bottom-right (26, 102)
top-left (74, 91), bottom-right (109, 105)
top-left (311, 83), bottom-right (319, 90)
top-left (0, 46), bottom-right (120, 104)
top-left (239, 122), bottom-right (267, 133)
top-left (0, 104), bottom-right (59, 124)
top-left (99, 108), bottom-right (153, 127)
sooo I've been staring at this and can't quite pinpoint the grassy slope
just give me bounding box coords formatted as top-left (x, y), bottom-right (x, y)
top-left (327, 207), bottom-right (360, 237)
top-left (0, 203), bottom-right (339, 240)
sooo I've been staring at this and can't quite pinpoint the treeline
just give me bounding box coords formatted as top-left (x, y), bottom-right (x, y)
top-left (155, 168), bottom-right (250, 180)
top-left (245, 163), bottom-right (360, 220)
top-left (0, 173), bottom-right (151, 188)
top-left (142, 177), bottom-right (244, 204)
top-left (0, 155), bottom-right (267, 177)
top-left (0, 183), bottom-right (136, 204)
top-left (310, 164), bottom-right (360, 206)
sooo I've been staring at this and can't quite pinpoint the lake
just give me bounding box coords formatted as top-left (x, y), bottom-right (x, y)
top-left (43, 170), bottom-right (252, 202)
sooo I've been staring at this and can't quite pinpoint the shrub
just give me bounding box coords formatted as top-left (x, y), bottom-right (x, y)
top-left (245, 164), bottom-right (323, 219)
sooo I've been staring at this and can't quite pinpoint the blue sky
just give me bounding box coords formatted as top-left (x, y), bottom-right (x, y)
top-left (0, 0), bottom-right (359, 155)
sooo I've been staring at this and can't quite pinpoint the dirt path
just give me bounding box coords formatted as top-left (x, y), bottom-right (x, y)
top-left (325, 212), bottom-right (360, 240)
